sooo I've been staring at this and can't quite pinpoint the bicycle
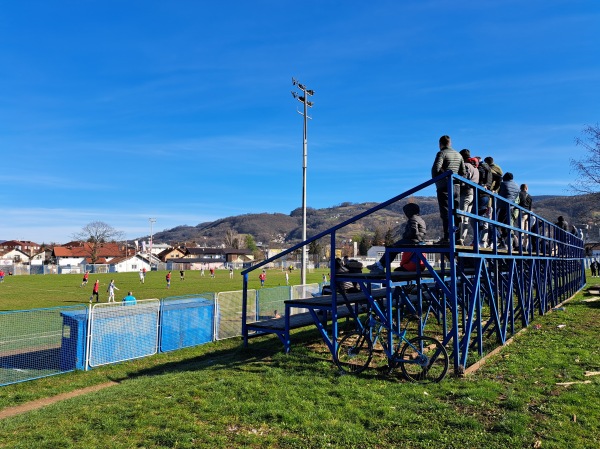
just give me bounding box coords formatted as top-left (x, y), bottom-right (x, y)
top-left (335, 310), bottom-right (449, 382)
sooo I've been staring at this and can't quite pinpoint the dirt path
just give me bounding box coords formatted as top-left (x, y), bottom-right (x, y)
top-left (0, 381), bottom-right (118, 420)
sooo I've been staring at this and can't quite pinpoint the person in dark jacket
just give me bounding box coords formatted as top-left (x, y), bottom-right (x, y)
top-left (518, 184), bottom-right (534, 249)
top-left (496, 172), bottom-right (519, 249)
top-left (476, 157), bottom-right (493, 190)
top-left (555, 216), bottom-right (568, 231)
top-left (475, 156), bottom-right (493, 247)
top-left (484, 156), bottom-right (503, 193)
top-left (431, 135), bottom-right (466, 243)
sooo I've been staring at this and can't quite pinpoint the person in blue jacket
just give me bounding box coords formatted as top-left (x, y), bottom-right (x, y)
top-left (122, 291), bottom-right (137, 305)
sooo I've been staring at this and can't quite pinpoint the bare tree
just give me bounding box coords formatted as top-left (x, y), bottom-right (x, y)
top-left (72, 221), bottom-right (124, 265)
top-left (571, 124), bottom-right (600, 194)
top-left (224, 229), bottom-right (240, 249)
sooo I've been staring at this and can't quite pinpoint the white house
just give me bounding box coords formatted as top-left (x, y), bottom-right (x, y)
top-left (29, 251), bottom-right (47, 266)
top-left (110, 254), bottom-right (152, 273)
top-left (0, 248), bottom-right (31, 264)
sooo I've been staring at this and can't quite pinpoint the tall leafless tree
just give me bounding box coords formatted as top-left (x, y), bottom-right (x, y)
top-left (571, 124), bottom-right (600, 194)
top-left (72, 221), bottom-right (124, 265)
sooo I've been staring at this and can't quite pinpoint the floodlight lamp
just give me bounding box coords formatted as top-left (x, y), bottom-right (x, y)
top-left (306, 89), bottom-right (315, 96)
top-left (298, 83), bottom-right (306, 90)
top-left (291, 91), bottom-right (298, 99)
top-left (292, 77), bottom-right (298, 86)
top-left (306, 100), bottom-right (313, 107)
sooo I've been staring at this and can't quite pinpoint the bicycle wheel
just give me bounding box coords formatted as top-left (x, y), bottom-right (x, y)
top-left (398, 336), bottom-right (448, 383)
top-left (336, 331), bottom-right (373, 374)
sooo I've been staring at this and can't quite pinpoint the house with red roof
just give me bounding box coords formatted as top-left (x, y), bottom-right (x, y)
top-left (52, 242), bottom-right (126, 267)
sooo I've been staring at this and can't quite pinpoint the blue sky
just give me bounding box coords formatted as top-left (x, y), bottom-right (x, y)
top-left (1, 0), bottom-right (598, 244)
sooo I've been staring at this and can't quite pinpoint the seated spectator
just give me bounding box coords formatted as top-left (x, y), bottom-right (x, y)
top-left (368, 203), bottom-right (426, 274)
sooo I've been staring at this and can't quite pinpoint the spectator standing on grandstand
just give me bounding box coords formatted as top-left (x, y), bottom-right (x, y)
top-left (497, 172), bottom-right (520, 249)
top-left (166, 271), bottom-right (171, 289)
top-left (122, 291), bottom-right (137, 305)
top-left (518, 184), bottom-right (534, 248)
top-left (139, 269), bottom-right (145, 284)
top-left (91, 279), bottom-right (100, 303)
top-left (431, 135), bottom-right (465, 244)
top-left (484, 156), bottom-right (503, 193)
top-left (368, 202), bottom-right (426, 274)
top-left (107, 279), bottom-right (119, 302)
top-left (458, 149), bottom-right (479, 246)
top-left (259, 270), bottom-right (266, 287)
top-left (180, 269), bottom-right (185, 281)
top-left (555, 216), bottom-right (568, 231)
top-left (474, 156), bottom-right (493, 247)
top-left (81, 271), bottom-right (89, 287)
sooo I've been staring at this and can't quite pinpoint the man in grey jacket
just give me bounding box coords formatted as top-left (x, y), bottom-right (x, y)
top-left (431, 135), bottom-right (466, 243)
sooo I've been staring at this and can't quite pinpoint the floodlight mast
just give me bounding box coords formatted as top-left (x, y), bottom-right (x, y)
top-left (149, 218), bottom-right (156, 269)
top-left (291, 78), bottom-right (314, 286)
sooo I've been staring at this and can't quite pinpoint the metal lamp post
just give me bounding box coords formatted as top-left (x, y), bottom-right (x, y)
top-left (291, 78), bottom-right (314, 285)
top-left (149, 218), bottom-right (156, 269)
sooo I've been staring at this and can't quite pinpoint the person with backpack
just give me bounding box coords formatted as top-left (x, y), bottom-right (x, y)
top-left (484, 156), bottom-right (503, 193)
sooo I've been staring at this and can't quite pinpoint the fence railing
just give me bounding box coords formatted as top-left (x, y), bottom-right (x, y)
top-left (0, 284), bottom-right (325, 387)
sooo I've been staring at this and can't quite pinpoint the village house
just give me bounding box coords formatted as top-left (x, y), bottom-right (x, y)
top-left (0, 248), bottom-right (31, 264)
top-left (157, 246), bottom-right (186, 262)
top-left (0, 240), bottom-right (42, 256)
top-left (163, 247), bottom-right (255, 270)
top-left (109, 254), bottom-right (153, 273)
top-left (52, 242), bottom-right (127, 268)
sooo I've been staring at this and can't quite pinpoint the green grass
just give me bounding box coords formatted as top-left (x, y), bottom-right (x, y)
top-left (0, 271), bottom-right (599, 448)
top-left (0, 267), bottom-right (327, 311)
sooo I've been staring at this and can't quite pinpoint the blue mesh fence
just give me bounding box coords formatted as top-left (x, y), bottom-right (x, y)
top-left (0, 305), bottom-right (88, 387)
top-left (0, 286), bottom-right (290, 386)
top-left (88, 300), bottom-right (160, 367)
top-left (160, 294), bottom-right (215, 352)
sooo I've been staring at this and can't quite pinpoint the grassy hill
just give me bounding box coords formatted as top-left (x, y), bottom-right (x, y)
top-left (148, 194), bottom-right (600, 247)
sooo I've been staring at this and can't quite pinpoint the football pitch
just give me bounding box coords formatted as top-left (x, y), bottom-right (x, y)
top-left (0, 267), bottom-right (329, 311)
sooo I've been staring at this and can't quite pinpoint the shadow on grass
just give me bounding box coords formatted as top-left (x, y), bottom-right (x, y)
top-left (112, 327), bottom-right (339, 383)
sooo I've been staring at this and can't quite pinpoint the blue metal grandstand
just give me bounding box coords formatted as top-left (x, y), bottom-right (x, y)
top-left (241, 171), bottom-right (586, 375)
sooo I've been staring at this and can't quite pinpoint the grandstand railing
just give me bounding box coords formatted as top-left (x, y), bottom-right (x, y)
top-left (240, 171), bottom-right (586, 374)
